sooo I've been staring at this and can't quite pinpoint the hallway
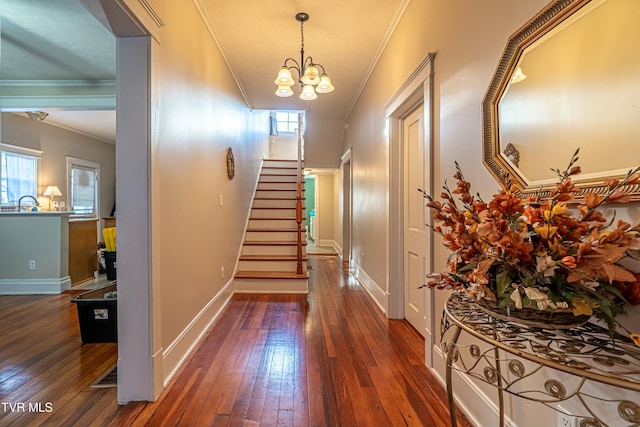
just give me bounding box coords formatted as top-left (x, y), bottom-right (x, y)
top-left (0, 255), bottom-right (471, 426)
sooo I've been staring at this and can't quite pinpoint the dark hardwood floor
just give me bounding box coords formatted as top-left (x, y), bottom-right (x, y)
top-left (0, 255), bottom-right (472, 427)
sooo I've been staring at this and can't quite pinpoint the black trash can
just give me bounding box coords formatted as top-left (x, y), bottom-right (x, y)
top-left (71, 284), bottom-right (117, 343)
top-left (104, 251), bottom-right (117, 280)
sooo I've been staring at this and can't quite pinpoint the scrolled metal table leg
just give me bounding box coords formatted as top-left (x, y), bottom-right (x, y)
top-left (446, 325), bottom-right (462, 427)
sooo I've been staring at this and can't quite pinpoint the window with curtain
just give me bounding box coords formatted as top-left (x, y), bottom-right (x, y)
top-left (68, 157), bottom-right (100, 216)
top-left (1, 147), bottom-right (40, 207)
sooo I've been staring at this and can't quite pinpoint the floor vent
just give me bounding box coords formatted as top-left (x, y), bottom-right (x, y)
top-left (90, 364), bottom-right (117, 388)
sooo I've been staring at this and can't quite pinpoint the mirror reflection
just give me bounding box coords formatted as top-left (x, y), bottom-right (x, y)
top-left (499, 0), bottom-right (640, 184)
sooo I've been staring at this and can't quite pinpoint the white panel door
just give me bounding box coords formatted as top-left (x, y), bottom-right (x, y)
top-left (403, 105), bottom-right (427, 336)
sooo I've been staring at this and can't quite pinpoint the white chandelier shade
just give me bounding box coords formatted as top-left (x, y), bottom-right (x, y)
top-left (274, 67), bottom-right (295, 87)
top-left (299, 84), bottom-right (318, 100)
top-left (315, 74), bottom-right (335, 94)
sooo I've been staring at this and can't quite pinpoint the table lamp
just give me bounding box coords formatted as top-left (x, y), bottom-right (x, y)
top-left (43, 185), bottom-right (62, 210)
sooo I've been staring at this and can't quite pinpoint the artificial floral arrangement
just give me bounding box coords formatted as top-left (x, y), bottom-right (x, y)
top-left (422, 149), bottom-right (640, 338)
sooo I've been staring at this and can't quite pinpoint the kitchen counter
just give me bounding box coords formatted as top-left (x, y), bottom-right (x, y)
top-left (0, 211), bottom-right (72, 217)
top-left (0, 212), bottom-right (72, 294)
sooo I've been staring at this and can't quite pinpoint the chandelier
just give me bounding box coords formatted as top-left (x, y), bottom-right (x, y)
top-left (274, 12), bottom-right (334, 100)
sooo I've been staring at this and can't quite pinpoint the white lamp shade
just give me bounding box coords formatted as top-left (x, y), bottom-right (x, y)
top-left (315, 74), bottom-right (335, 94)
top-left (510, 66), bottom-right (527, 83)
top-left (275, 84), bottom-right (294, 97)
top-left (300, 65), bottom-right (320, 85)
top-left (299, 84), bottom-right (318, 100)
top-left (43, 185), bottom-right (62, 197)
top-left (274, 67), bottom-right (295, 87)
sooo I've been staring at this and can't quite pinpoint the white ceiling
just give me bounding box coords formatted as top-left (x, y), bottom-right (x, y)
top-left (1, 0), bottom-right (409, 145)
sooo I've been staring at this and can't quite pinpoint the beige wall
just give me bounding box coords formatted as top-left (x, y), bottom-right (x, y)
top-left (305, 117), bottom-right (346, 168)
top-left (143, 0), bottom-right (270, 385)
top-left (1, 112), bottom-right (116, 219)
top-left (315, 174), bottom-right (336, 245)
top-left (337, 0), bottom-right (640, 425)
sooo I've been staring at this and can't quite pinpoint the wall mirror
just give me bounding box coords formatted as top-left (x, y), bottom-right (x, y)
top-left (482, 0), bottom-right (640, 201)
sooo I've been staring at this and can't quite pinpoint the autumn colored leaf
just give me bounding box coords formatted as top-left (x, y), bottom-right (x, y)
top-left (603, 263), bottom-right (637, 282)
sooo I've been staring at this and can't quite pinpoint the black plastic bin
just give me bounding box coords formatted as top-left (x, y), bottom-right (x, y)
top-left (71, 284), bottom-right (117, 343)
top-left (104, 251), bottom-right (117, 280)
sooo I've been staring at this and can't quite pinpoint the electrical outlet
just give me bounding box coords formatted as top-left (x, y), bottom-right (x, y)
top-left (219, 194), bottom-right (223, 207)
top-left (557, 406), bottom-right (577, 427)
top-left (29, 260), bottom-right (36, 270)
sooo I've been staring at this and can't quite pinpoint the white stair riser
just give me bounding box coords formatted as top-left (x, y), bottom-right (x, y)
top-left (262, 168), bottom-right (299, 175)
top-left (234, 278), bottom-right (309, 294)
top-left (245, 230), bottom-right (302, 241)
top-left (249, 219), bottom-right (299, 228)
top-left (253, 199), bottom-right (304, 209)
top-left (259, 174), bottom-right (298, 183)
top-left (251, 208), bottom-right (299, 218)
top-left (257, 182), bottom-right (299, 191)
top-left (263, 161), bottom-right (299, 168)
top-left (242, 245), bottom-right (306, 257)
top-left (238, 259), bottom-right (307, 272)
top-left (255, 190), bottom-right (300, 198)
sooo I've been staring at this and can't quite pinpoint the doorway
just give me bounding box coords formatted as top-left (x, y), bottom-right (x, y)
top-left (386, 53), bottom-right (436, 366)
top-left (402, 105), bottom-right (427, 336)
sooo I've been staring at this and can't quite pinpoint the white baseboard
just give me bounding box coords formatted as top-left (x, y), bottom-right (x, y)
top-left (352, 262), bottom-right (388, 314)
top-left (161, 278), bottom-right (234, 387)
top-left (0, 277), bottom-right (71, 294)
top-left (317, 239), bottom-right (340, 252)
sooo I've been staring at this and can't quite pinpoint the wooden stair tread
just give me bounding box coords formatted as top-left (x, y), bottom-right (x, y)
top-left (262, 166), bottom-right (298, 170)
top-left (239, 255), bottom-right (309, 261)
top-left (251, 206), bottom-right (305, 210)
top-left (257, 188), bottom-right (305, 191)
top-left (243, 240), bottom-right (308, 246)
top-left (254, 197), bottom-right (306, 200)
top-left (246, 228), bottom-right (307, 232)
top-left (249, 216), bottom-right (297, 220)
top-left (234, 271), bottom-right (309, 279)
top-left (258, 180), bottom-right (304, 184)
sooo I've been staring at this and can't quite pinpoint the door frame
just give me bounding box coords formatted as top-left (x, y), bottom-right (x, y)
top-left (82, 0), bottom-right (159, 402)
top-left (386, 53), bottom-right (436, 366)
top-left (341, 148), bottom-right (353, 267)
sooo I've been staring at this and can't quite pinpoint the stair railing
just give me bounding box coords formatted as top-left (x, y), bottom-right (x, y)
top-left (296, 113), bottom-right (303, 275)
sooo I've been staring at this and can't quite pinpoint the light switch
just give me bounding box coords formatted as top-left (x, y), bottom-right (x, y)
top-left (219, 194), bottom-right (223, 207)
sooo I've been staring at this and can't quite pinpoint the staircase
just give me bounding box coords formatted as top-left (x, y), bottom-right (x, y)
top-left (234, 159), bottom-right (309, 294)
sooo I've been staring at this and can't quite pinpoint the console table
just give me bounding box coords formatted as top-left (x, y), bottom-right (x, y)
top-left (442, 293), bottom-right (640, 427)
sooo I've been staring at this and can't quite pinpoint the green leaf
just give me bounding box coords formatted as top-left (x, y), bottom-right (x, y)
top-left (457, 262), bottom-right (478, 273)
top-left (496, 271), bottom-right (511, 298)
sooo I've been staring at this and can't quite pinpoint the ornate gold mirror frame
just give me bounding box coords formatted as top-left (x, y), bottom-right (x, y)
top-left (482, 0), bottom-right (640, 201)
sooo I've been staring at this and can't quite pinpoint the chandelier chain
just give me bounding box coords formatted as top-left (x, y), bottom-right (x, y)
top-left (300, 18), bottom-right (305, 66)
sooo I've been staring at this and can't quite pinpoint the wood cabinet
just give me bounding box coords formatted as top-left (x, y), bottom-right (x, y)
top-left (69, 219), bottom-right (98, 285)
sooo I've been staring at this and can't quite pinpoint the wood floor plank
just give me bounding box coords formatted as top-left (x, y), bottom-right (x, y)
top-left (0, 255), bottom-right (473, 427)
